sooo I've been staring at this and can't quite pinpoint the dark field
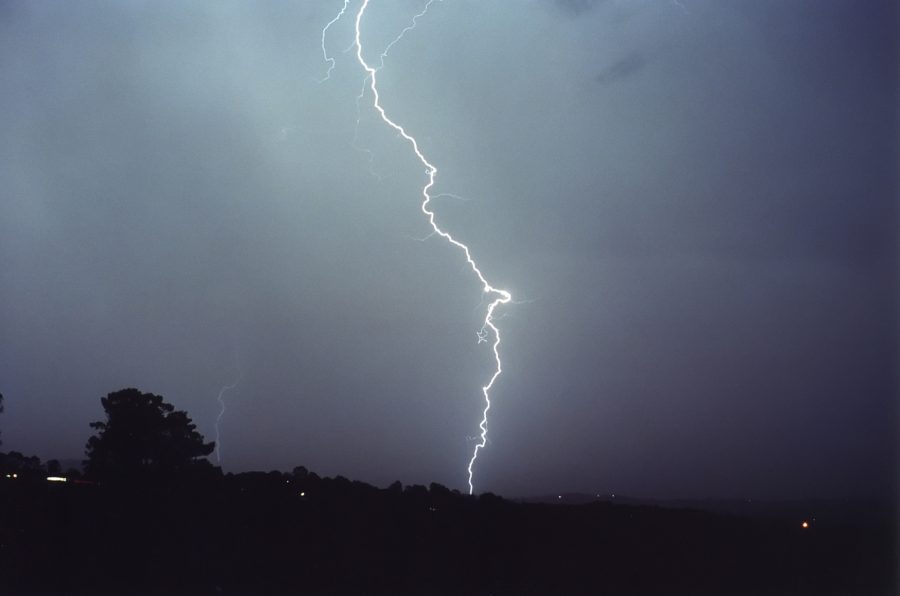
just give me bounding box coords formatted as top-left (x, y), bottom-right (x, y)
top-left (1, 472), bottom-right (895, 595)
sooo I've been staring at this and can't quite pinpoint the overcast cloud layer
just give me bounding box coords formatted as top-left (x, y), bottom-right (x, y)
top-left (1, 0), bottom-right (896, 498)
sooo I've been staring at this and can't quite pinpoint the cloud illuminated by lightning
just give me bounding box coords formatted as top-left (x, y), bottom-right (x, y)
top-left (317, 0), bottom-right (513, 495)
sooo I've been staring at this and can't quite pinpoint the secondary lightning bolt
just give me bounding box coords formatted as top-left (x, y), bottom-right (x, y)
top-left (374, 0), bottom-right (440, 71)
top-left (323, 0), bottom-right (512, 495)
top-left (213, 351), bottom-right (242, 466)
top-left (213, 379), bottom-right (238, 465)
top-left (319, 0), bottom-right (351, 83)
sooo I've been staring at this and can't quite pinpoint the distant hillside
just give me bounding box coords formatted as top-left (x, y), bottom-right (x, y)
top-left (518, 493), bottom-right (894, 527)
top-left (1, 470), bottom-right (895, 595)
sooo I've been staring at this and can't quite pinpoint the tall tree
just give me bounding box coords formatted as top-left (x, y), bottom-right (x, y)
top-left (85, 388), bottom-right (214, 481)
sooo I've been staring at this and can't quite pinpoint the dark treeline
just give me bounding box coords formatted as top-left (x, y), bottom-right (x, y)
top-left (0, 388), bottom-right (895, 595)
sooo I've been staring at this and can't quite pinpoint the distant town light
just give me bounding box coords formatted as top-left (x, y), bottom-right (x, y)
top-left (801, 521), bottom-right (809, 529)
top-left (300, 491), bottom-right (306, 497)
top-left (47, 476), bottom-right (67, 482)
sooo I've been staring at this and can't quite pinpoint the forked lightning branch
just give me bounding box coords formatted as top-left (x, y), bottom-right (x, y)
top-left (320, 0), bottom-right (512, 494)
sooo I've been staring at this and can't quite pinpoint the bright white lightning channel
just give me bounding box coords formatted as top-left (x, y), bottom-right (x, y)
top-left (322, 0), bottom-right (512, 495)
top-left (319, 0), bottom-right (351, 83)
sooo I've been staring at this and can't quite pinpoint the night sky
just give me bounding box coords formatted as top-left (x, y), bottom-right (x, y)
top-left (1, 0), bottom-right (896, 499)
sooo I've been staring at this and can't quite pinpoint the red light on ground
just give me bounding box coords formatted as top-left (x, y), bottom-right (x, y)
top-left (801, 521), bottom-right (809, 529)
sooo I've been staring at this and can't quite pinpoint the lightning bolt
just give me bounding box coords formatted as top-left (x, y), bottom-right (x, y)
top-left (213, 351), bottom-right (242, 466)
top-left (319, 0), bottom-right (351, 83)
top-left (346, 2), bottom-right (440, 181)
top-left (374, 0), bottom-right (440, 71)
top-left (323, 0), bottom-right (512, 495)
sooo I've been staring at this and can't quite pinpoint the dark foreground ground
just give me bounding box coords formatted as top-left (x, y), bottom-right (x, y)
top-left (1, 472), bottom-right (895, 595)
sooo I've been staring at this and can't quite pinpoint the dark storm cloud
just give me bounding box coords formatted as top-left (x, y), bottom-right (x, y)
top-left (595, 52), bottom-right (646, 85)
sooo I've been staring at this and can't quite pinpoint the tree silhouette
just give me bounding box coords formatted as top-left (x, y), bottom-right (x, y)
top-left (84, 388), bottom-right (214, 482)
